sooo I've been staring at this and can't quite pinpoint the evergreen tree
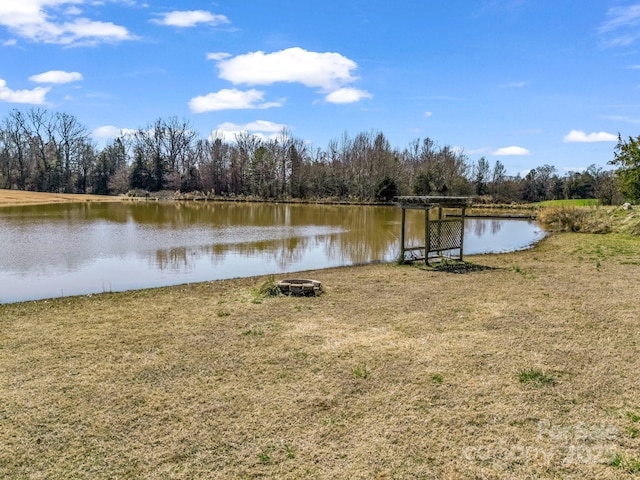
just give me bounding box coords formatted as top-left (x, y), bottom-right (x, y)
top-left (375, 175), bottom-right (399, 202)
top-left (129, 147), bottom-right (150, 190)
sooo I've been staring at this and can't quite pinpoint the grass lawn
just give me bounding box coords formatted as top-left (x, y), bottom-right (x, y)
top-left (537, 199), bottom-right (601, 207)
top-left (1, 230), bottom-right (640, 478)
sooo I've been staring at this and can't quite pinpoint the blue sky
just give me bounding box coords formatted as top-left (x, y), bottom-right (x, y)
top-left (1, 1), bottom-right (639, 176)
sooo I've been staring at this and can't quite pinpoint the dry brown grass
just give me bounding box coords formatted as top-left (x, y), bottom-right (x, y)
top-left (537, 205), bottom-right (640, 236)
top-left (1, 233), bottom-right (640, 478)
top-left (0, 189), bottom-right (122, 207)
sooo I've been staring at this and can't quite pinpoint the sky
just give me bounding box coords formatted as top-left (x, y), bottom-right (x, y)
top-left (1, 1), bottom-right (640, 176)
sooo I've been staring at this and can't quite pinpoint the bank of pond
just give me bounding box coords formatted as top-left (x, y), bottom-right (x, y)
top-left (0, 202), bottom-right (545, 303)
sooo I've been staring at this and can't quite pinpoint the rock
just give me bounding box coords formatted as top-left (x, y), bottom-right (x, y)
top-left (622, 202), bottom-right (633, 210)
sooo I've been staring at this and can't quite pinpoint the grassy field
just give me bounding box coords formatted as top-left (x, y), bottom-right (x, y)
top-left (2, 225), bottom-right (640, 478)
top-left (0, 189), bottom-right (122, 207)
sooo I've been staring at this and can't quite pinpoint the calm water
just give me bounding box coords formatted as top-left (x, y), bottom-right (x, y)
top-left (0, 202), bottom-right (544, 303)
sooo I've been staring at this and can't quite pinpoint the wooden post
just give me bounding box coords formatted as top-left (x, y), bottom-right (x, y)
top-left (460, 206), bottom-right (466, 261)
top-left (437, 207), bottom-right (443, 259)
top-left (398, 207), bottom-right (406, 264)
top-left (425, 208), bottom-right (430, 265)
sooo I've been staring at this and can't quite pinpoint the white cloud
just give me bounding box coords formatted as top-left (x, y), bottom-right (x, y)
top-left (0, 1), bottom-right (134, 45)
top-left (599, 4), bottom-right (640, 47)
top-left (29, 70), bottom-right (83, 84)
top-left (215, 47), bottom-right (359, 91)
top-left (563, 130), bottom-right (618, 143)
top-left (210, 120), bottom-right (288, 143)
top-left (0, 78), bottom-right (49, 104)
top-left (233, 120), bottom-right (287, 133)
top-left (188, 88), bottom-right (283, 113)
top-left (325, 87), bottom-right (372, 104)
top-left (492, 146), bottom-right (530, 156)
top-left (198, 47), bottom-right (369, 110)
top-left (92, 125), bottom-right (135, 139)
top-left (63, 18), bottom-right (131, 45)
top-left (153, 10), bottom-right (230, 28)
top-left (206, 52), bottom-right (231, 61)
top-left (3, 38), bottom-right (17, 46)
top-left (600, 4), bottom-right (640, 33)
top-left (424, 111), bottom-right (433, 118)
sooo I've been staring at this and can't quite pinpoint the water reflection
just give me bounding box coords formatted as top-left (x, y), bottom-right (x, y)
top-left (0, 202), bottom-right (544, 303)
top-left (468, 217), bottom-right (505, 239)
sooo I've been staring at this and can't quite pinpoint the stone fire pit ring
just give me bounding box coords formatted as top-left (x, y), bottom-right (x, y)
top-left (277, 279), bottom-right (323, 296)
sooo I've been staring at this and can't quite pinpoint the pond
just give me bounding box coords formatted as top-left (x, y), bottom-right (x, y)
top-left (0, 202), bottom-right (545, 303)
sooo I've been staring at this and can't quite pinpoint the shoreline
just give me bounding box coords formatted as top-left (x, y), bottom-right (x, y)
top-left (0, 188), bottom-right (539, 215)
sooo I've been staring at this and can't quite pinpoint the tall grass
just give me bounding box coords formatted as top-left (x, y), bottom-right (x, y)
top-left (537, 206), bottom-right (612, 233)
top-left (537, 205), bottom-right (640, 235)
top-left (537, 206), bottom-right (592, 232)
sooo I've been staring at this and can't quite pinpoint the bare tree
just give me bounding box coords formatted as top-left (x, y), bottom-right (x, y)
top-left (2, 110), bottom-right (33, 189)
top-left (57, 111), bottom-right (89, 192)
top-left (132, 117), bottom-right (198, 192)
top-left (162, 116), bottom-right (197, 183)
top-left (490, 160), bottom-right (506, 201)
top-left (233, 131), bottom-right (261, 195)
top-left (26, 108), bottom-right (59, 192)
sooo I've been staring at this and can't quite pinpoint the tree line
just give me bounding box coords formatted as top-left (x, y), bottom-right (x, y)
top-left (0, 108), bottom-right (634, 204)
